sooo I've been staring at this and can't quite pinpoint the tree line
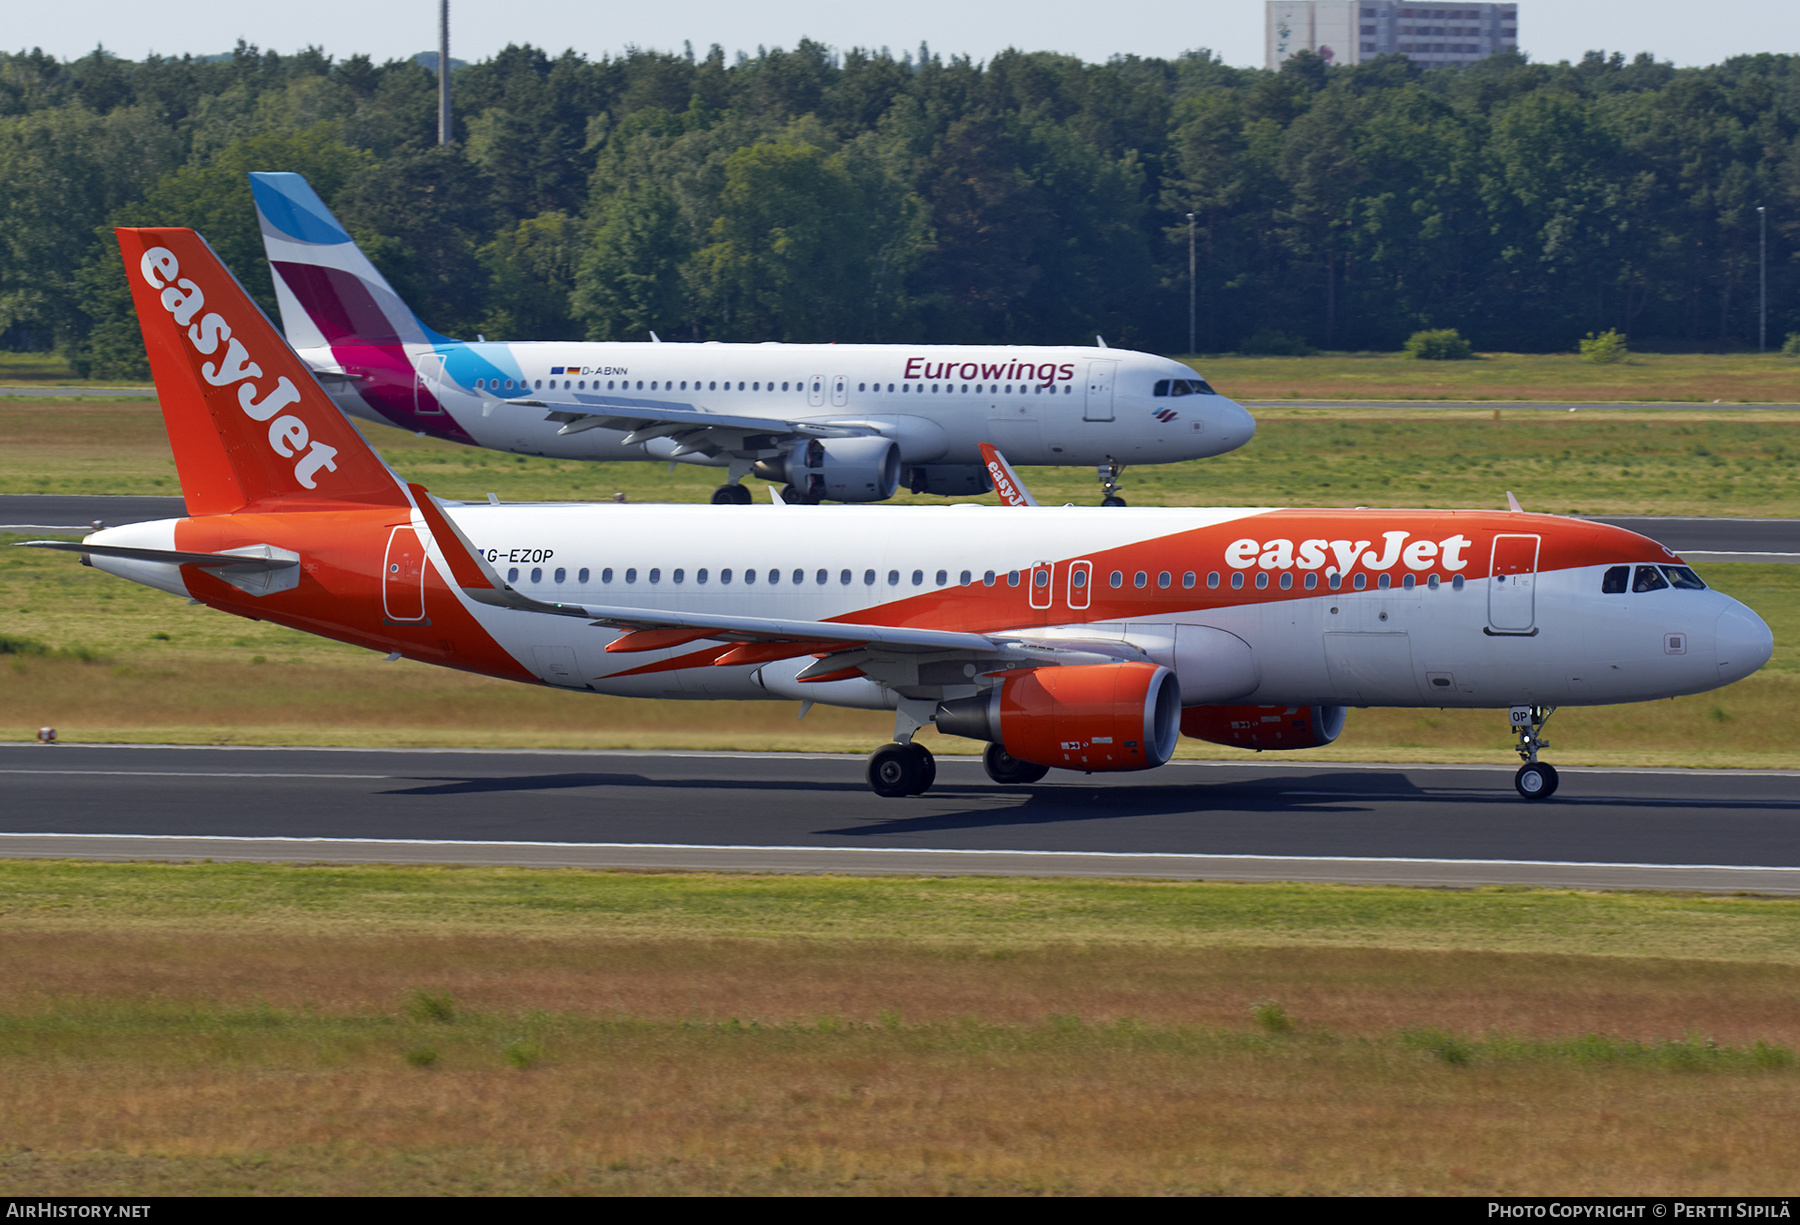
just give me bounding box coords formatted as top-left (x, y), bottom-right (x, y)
top-left (1, 39), bottom-right (1796, 375)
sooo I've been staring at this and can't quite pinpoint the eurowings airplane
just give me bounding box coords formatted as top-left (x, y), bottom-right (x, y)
top-left (28, 228), bottom-right (1773, 801)
top-left (248, 172), bottom-right (1255, 506)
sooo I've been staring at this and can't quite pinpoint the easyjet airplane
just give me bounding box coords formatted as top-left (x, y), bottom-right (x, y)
top-left (26, 229), bottom-right (1773, 801)
top-left (248, 172), bottom-right (1255, 506)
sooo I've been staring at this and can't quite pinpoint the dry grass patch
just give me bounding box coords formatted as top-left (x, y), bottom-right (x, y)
top-left (1, 865), bottom-right (1798, 1194)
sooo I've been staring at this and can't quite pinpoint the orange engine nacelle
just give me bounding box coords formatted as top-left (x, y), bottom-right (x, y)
top-left (935, 662), bottom-right (1182, 771)
top-left (1180, 704), bottom-right (1347, 750)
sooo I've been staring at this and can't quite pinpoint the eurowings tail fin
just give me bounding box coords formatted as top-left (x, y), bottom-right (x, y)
top-left (117, 226), bottom-right (410, 514)
top-left (248, 171), bottom-right (446, 349)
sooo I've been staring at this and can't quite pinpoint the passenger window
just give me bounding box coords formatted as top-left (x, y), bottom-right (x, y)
top-left (1110, 571), bottom-right (1124, 588)
top-left (960, 570), bottom-right (972, 585)
top-left (554, 567), bottom-right (565, 583)
top-left (625, 568), bottom-right (637, 583)
top-left (1157, 571), bottom-right (1171, 589)
top-left (1633, 565), bottom-right (1670, 593)
top-left (1353, 574), bottom-right (1367, 590)
top-left (1602, 565), bottom-right (1629, 594)
top-left (1377, 574), bottom-right (1391, 590)
top-left (1134, 572), bottom-right (1147, 589)
top-left (723, 569), bottom-right (735, 584)
top-left (1183, 572), bottom-right (1195, 588)
top-left (648, 568), bottom-right (660, 584)
top-left (912, 570), bottom-right (924, 586)
top-left (889, 570), bottom-right (901, 585)
top-left (1451, 575), bottom-right (1464, 591)
top-left (839, 570), bottom-right (850, 585)
top-left (936, 569), bottom-right (947, 586)
top-left (507, 567), bottom-right (519, 582)
top-left (1207, 572), bottom-right (1220, 589)
top-left (1072, 569), bottom-right (1087, 588)
top-left (1231, 573), bottom-right (1244, 590)
top-left (1662, 565), bottom-right (1707, 590)
top-left (1402, 574), bottom-right (1414, 590)
top-left (673, 569), bottom-right (685, 584)
top-left (1425, 574), bottom-right (1437, 590)
top-left (599, 568), bottom-right (610, 583)
top-left (1281, 573), bottom-right (1293, 590)
top-left (865, 570), bottom-right (877, 586)
top-left (1255, 572), bottom-right (1268, 589)
top-left (697, 569), bottom-right (708, 584)
top-left (742, 569), bottom-right (752, 584)
top-left (1034, 570), bottom-right (1049, 588)
top-left (984, 570), bottom-right (997, 586)
top-left (1304, 573), bottom-right (1318, 590)
top-left (578, 568), bottom-right (589, 583)
top-left (1329, 574), bottom-right (1342, 590)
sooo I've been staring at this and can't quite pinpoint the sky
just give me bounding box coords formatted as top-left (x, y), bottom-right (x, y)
top-left (9, 1), bottom-right (1799, 72)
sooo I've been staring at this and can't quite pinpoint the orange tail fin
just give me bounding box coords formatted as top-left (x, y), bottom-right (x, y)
top-left (117, 227), bottom-right (408, 515)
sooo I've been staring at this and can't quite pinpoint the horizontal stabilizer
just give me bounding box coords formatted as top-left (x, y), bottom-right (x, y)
top-left (17, 540), bottom-right (298, 570)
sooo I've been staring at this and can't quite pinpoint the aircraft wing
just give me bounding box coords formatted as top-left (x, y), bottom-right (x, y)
top-left (506, 394), bottom-right (874, 457)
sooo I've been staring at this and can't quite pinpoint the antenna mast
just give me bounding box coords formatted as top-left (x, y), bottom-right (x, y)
top-left (437, 1), bottom-right (451, 145)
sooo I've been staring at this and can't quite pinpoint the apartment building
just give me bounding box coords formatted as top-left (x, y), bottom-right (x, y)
top-left (1266, 2), bottom-right (1519, 70)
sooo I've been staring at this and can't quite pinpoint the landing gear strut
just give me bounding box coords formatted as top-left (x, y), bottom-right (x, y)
top-left (867, 741), bottom-right (936, 798)
top-left (1099, 458), bottom-right (1126, 507)
top-left (1509, 705), bottom-right (1559, 800)
top-left (711, 483), bottom-right (753, 505)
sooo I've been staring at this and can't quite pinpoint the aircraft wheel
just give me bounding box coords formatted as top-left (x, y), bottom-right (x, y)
top-left (905, 742), bottom-right (937, 794)
top-left (1514, 762), bottom-right (1559, 801)
top-left (711, 485), bottom-right (740, 505)
top-left (983, 743), bottom-right (1049, 785)
top-left (868, 743), bottom-right (928, 798)
top-left (1101, 495), bottom-right (1128, 507)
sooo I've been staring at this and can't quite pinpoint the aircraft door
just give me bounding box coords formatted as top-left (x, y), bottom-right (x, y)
top-left (1029, 561), bottom-right (1055, 611)
top-left (1488, 534), bottom-right (1540, 633)
top-left (830, 375), bottom-right (849, 407)
top-left (1084, 360), bottom-right (1118, 422)
top-left (413, 352), bottom-right (446, 415)
top-left (808, 375), bottom-right (826, 407)
top-left (383, 526), bottom-right (427, 622)
top-left (1066, 560), bottom-right (1092, 610)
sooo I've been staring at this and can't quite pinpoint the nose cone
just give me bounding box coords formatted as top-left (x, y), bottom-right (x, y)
top-left (1716, 601), bottom-right (1774, 685)
top-left (1214, 399), bottom-right (1256, 456)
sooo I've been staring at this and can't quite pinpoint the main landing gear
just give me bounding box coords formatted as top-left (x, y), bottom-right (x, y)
top-left (1099, 458), bottom-right (1127, 506)
top-left (982, 743), bottom-right (1048, 785)
top-left (867, 741), bottom-right (936, 797)
top-left (710, 483), bottom-right (753, 505)
top-left (1510, 705), bottom-right (1559, 800)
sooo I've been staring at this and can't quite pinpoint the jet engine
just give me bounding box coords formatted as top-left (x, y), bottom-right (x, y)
top-left (754, 437), bottom-right (900, 503)
top-left (935, 662), bottom-right (1181, 772)
top-left (1180, 704), bottom-right (1347, 750)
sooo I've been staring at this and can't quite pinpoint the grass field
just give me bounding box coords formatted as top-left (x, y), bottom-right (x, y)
top-left (1185, 351), bottom-right (1800, 403)
top-left (3, 397), bottom-right (1799, 516)
top-left (0, 862), bottom-right (1795, 1195)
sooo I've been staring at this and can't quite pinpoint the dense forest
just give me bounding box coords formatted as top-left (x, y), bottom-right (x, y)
top-left (2, 39), bottom-right (1797, 374)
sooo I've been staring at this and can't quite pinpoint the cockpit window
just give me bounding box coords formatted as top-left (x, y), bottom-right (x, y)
top-left (1632, 565), bottom-right (1670, 593)
top-left (1152, 378), bottom-right (1219, 398)
top-left (1661, 565), bottom-right (1707, 590)
top-left (1601, 565), bottom-right (1629, 594)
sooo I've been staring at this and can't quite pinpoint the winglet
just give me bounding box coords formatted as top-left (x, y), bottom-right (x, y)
top-left (980, 444), bottom-right (1038, 507)
top-left (1506, 491), bottom-right (1524, 514)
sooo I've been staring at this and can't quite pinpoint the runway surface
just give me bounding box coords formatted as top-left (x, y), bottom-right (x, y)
top-left (3, 744), bottom-right (1796, 891)
top-left (3, 495), bottom-right (1795, 562)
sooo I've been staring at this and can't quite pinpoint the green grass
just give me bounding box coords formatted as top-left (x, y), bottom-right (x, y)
top-left (1186, 350), bottom-right (1800, 402)
top-left (4, 859), bottom-right (1798, 958)
top-left (4, 398), bottom-right (1798, 515)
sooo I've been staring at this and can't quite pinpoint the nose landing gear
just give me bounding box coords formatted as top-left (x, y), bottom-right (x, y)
top-left (1509, 705), bottom-right (1559, 800)
top-left (1099, 458), bottom-right (1127, 506)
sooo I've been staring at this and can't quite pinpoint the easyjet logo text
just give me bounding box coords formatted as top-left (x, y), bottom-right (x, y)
top-left (905, 358), bottom-right (1075, 388)
top-left (1225, 531), bottom-right (1473, 574)
top-left (139, 247), bottom-right (339, 489)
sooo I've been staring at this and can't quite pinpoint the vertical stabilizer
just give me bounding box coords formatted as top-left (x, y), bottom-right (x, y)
top-left (248, 171), bottom-right (445, 349)
top-left (118, 227), bottom-right (410, 514)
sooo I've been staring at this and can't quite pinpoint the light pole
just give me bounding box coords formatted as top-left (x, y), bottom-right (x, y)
top-left (1758, 205), bottom-right (1767, 352)
top-left (1186, 212), bottom-right (1196, 355)
top-left (438, 1), bottom-right (451, 146)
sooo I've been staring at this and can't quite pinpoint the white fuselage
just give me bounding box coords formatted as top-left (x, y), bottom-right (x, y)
top-left (304, 340), bottom-right (1255, 471)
